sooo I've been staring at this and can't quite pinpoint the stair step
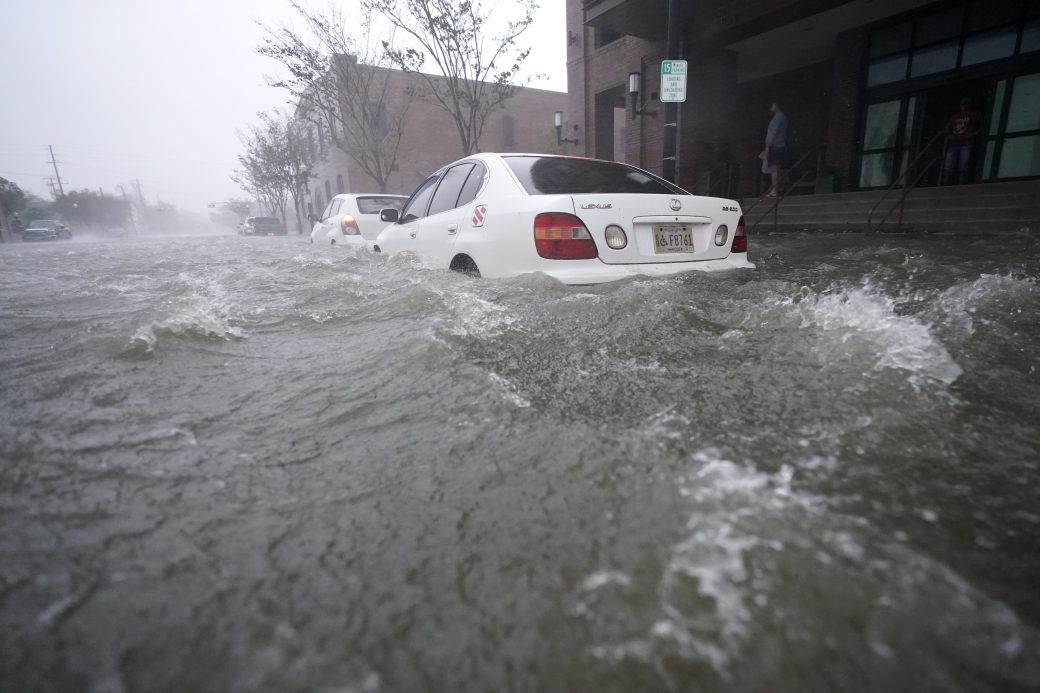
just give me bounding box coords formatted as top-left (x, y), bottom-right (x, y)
top-left (748, 218), bottom-right (1037, 232)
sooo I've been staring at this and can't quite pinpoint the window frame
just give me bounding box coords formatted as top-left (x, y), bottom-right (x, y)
top-left (356, 196), bottom-right (407, 215)
top-left (983, 71), bottom-right (1040, 180)
top-left (320, 199), bottom-right (336, 220)
top-left (865, 1), bottom-right (1039, 87)
top-left (857, 94), bottom-right (919, 189)
top-left (426, 163), bottom-right (476, 217)
top-left (456, 162), bottom-right (488, 207)
top-left (503, 155), bottom-right (688, 195)
top-left (398, 174), bottom-right (441, 224)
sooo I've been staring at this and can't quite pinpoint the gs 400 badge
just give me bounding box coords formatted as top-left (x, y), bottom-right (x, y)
top-left (722, 205), bottom-right (739, 212)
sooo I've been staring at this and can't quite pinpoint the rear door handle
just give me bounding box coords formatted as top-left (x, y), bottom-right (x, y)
top-left (447, 224), bottom-right (458, 235)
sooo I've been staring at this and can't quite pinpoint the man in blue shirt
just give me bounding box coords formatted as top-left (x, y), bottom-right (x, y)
top-left (764, 101), bottom-right (789, 197)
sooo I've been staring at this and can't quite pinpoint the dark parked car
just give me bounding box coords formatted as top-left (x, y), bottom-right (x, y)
top-left (239, 216), bottom-right (286, 236)
top-left (23, 219), bottom-right (71, 241)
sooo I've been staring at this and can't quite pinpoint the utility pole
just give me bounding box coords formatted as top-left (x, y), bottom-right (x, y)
top-left (132, 179), bottom-right (146, 206)
top-left (48, 145), bottom-right (65, 195)
top-left (662, 0), bottom-right (681, 183)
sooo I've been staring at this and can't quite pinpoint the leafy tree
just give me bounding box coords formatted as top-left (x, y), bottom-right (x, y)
top-left (259, 2), bottom-right (410, 193)
top-left (0, 177), bottom-right (27, 240)
top-left (0, 177), bottom-right (26, 213)
top-left (210, 198), bottom-right (253, 230)
top-left (223, 198), bottom-right (253, 221)
top-left (363, 0), bottom-right (538, 155)
top-left (52, 190), bottom-right (131, 229)
top-left (233, 111), bottom-right (314, 231)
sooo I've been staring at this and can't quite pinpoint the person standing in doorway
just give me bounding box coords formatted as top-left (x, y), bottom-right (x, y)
top-left (763, 101), bottom-right (789, 197)
top-left (944, 97), bottom-right (982, 185)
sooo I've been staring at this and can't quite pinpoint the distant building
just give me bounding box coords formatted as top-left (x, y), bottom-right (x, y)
top-left (298, 57), bottom-right (567, 219)
top-left (565, 0), bottom-right (1040, 197)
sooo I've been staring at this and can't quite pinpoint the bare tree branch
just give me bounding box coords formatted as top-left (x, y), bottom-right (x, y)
top-left (259, 2), bottom-right (410, 193)
top-left (364, 0), bottom-right (538, 155)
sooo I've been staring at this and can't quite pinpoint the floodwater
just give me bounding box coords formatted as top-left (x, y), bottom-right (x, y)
top-left (1, 232), bottom-right (1038, 691)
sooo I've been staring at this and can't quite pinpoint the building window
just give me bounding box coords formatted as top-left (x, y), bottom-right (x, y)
top-left (858, 96), bottom-right (917, 188)
top-left (595, 26), bottom-right (622, 49)
top-left (866, 2), bottom-right (1040, 87)
top-left (501, 115), bottom-right (515, 148)
top-left (984, 72), bottom-right (1040, 180)
top-left (1023, 19), bottom-right (1040, 53)
top-left (909, 42), bottom-right (958, 78)
top-left (367, 103), bottom-right (388, 139)
top-left (868, 54), bottom-right (909, 86)
top-left (325, 179), bottom-right (332, 200)
top-left (337, 174), bottom-right (345, 193)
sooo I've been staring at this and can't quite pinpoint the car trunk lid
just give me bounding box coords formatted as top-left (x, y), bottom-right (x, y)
top-left (570, 194), bottom-right (732, 264)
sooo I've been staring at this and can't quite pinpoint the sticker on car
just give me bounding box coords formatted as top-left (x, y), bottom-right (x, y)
top-left (471, 205), bottom-right (487, 227)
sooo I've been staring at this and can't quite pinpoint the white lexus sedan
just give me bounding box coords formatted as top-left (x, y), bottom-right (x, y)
top-left (372, 153), bottom-right (753, 284)
top-left (309, 193), bottom-right (408, 246)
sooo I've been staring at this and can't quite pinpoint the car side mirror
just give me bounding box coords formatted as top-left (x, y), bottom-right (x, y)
top-left (308, 214), bottom-right (319, 223)
top-left (380, 208), bottom-right (400, 223)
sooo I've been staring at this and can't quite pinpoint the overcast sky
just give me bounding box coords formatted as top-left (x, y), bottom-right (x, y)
top-left (0, 1), bottom-right (566, 215)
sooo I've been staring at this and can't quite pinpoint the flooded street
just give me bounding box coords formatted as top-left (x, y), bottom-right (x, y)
top-left (1, 232), bottom-right (1039, 691)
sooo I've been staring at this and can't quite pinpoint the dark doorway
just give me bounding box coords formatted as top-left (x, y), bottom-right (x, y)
top-left (594, 86), bottom-right (627, 162)
top-left (916, 77), bottom-right (993, 186)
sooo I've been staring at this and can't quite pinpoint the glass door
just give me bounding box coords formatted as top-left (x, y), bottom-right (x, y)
top-left (859, 94), bottom-right (919, 188)
top-left (984, 71), bottom-right (1040, 180)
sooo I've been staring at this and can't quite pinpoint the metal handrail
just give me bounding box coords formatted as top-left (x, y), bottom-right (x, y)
top-left (743, 143), bottom-right (827, 232)
top-left (872, 153), bottom-right (945, 232)
top-left (866, 130), bottom-right (948, 233)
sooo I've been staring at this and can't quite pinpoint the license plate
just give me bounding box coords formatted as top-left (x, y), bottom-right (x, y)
top-left (653, 225), bottom-right (693, 253)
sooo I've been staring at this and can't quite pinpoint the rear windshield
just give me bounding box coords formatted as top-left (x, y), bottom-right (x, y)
top-left (504, 156), bottom-right (686, 195)
top-left (357, 196), bottom-right (406, 214)
top-left (253, 218), bottom-right (281, 226)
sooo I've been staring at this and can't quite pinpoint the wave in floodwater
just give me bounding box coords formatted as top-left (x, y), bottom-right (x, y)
top-left (0, 232), bottom-right (1039, 691)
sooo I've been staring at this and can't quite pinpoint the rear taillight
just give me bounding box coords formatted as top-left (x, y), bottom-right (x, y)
top-left (533, 212), bottom-right (598, 260)
top-left (341, 214), bottom-right (359, 235)
top-left (732, 215), bottom-right (747, 253)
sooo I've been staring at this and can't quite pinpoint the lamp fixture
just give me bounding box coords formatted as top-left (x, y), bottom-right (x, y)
top-left (554, 110), bottom-right (580, 146)
top-left (629, 71), bottom-right (657, 118)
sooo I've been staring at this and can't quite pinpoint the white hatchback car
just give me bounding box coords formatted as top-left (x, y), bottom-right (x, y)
top-left (373, 153), bottom-right (753, 284)
top-left (309, 194), bottom-right (408, 246)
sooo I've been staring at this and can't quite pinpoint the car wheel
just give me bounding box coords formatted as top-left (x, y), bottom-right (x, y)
top-left (449, 254), bottom-right (481, 277)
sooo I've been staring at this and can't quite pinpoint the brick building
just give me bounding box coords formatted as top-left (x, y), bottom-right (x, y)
top-left (300, 58), bottom-right (566, 219)
top-left (565, 0), bottom-right (1040, 197)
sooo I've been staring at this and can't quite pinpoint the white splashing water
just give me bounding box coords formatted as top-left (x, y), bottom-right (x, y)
top-left (762, 281), bottom-right (963, 384)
